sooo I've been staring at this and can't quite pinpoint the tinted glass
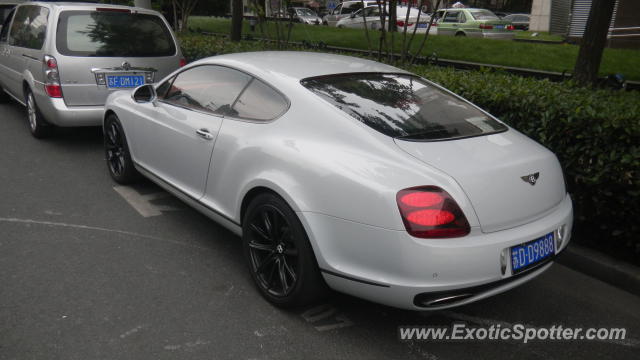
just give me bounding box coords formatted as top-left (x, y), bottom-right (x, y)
top-left (469, 10), bottom-right (499, 20)
top-left (155, 76), bottom-right (174, 98)
top-left (0, 5), bottom-right (14, 25)
top-left (8, 6), bottom-right (49, 49)
top-left (56, 11), bottom-right (175, 57)
top-left (0, 8), bottom-right (13, 42)
top-left (302, 73), bottom-right (507, 141)
top-left (363, 7), bottom-right (380, 17)
top-left (162, 65), bottom-right (251, 115)
top-left (231, 79), bottom-right (288, 120)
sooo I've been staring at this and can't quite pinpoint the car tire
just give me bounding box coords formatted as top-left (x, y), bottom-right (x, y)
top-left (25, 89), bottom-right (52, 138)
top-left (243, 193), bottom-right (328, 308)
top-left (455, 31), bottom-right (466, 37)
top-left (104, 114), bottom-right (140, 184)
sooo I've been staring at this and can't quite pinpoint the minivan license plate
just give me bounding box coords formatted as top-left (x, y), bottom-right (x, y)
top-left (511, 233), bottom-right (554, 273)
top-left (107, 75), bottom-right (144, 88)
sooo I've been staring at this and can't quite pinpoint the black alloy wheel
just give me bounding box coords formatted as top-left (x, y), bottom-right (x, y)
top-left (104, 114), bottom-right (139, 184)
top-left (243, 193), bottom-right (327, 307)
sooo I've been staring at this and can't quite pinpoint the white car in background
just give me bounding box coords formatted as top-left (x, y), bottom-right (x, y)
top-left (323, 0), bottom-right (378, 26)
top-left (103, 52), bottom-right (573, 310)
top-left (337, 4), bottom-right (432, 32)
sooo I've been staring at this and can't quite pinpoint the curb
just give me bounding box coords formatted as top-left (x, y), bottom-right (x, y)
top-left (557, 243), bottom-right (640, 297)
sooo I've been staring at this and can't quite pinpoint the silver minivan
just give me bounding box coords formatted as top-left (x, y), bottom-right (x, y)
top-left (0, 2), bottom-right (184, 138)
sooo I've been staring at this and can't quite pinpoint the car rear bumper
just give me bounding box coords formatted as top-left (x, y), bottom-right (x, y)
top-left (299, 193), bottom-right (573, 310)
top-left (35, 92), bottom-right (103, 127)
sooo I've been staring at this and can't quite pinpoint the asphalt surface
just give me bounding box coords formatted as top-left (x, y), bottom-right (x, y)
top-left (1, 99), bottom-right (639, 360)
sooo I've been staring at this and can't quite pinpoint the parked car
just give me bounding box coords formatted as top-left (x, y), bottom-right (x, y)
top-left (0, 2), bottom-right (183, 138)
top-left (502, 13), bottom-right (530, 30)
top-left (103, 51), bottom-right (573, 310)
top-left (336, 5), bottom-right (429, 31)
top-left (288, 7), bottom-right (322, 25)
top-left (494, 11), bottom-right (511, 18)
top-left (323, 0), bottom-right (378, 26)
top-left (434, 8), bottom-right (515, 39)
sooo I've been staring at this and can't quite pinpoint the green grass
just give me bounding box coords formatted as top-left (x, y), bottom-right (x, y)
top-left (188, 16), bottom-right (640, 81)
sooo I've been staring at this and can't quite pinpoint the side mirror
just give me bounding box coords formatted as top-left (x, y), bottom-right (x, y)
top-left (350, 13), bottom-right (356, 18)
top-left (132, 84), bottom-right (157, 103)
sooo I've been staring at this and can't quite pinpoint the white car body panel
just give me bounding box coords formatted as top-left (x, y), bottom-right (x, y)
top-left (104, 52), bottom-right (573, 310)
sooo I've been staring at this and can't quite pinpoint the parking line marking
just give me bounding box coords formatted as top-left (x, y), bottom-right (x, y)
top-left (0, 217), bottom-right (209, 250)
top-left (113, 186), bottom-right (181, 217)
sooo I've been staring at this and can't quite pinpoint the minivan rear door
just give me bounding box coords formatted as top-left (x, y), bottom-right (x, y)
top-left (55, 8), bottom-right (181, 106)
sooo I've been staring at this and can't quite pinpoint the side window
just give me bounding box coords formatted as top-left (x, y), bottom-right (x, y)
top-left (230, 79), bottom-right (288, 121)
top-left (155, 76), bottom-right (174, 99)
top-left (8, 6), bottom-right (49, 49)
top-left (0, 9), bottom-right (14, 42)
top-left (162, 65), bottom-right (251, 115)
top-left (442, 11), bottom-right (459, 23)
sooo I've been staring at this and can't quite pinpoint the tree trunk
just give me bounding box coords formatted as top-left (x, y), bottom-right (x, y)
top-left (573, 0), bottom-right (616, 86)
top-left (388, 0), bottom-right (397, 32)
top-left (231, 0), bottom-right (243, 41)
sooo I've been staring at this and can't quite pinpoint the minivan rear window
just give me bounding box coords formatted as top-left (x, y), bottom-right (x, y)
top-left (56, 10), bottom-right (176, 57)
top-left (301, 73), bottom-right (507, 141)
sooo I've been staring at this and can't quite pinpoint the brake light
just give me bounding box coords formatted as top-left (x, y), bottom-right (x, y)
top-left (179, 58), bottom-right (187, 67)
top-left (396, 186), bottom-right (470, 238)
top-left (397, 20), bottom-right (414, 27)
top-left (43, 55), bottom-right (62, 98)
top-left (45, 84), bottom-right (62, 98)
top-left (479, 24), bottom-right (493, 29)
top-left (507, 25), bottom-right (515, 31)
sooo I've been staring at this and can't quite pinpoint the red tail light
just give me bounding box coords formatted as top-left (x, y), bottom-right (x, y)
top-left (396, 186), bottom-right (470, 238)
top-left (479, 24), bottom-right (493, 30)
top-left (396, 20), bottom-right (413, 27)
top-left (507, 25), bottom-right (515, 31)
top-left (43, 55), bottom-right (62, 98)
top-left (179, 58), bottom-right (187, 67)
top-left (45, 84), bottom-right (63, 98)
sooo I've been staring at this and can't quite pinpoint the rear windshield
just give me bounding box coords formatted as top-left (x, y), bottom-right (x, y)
top-left (301, 73), bottom-right (507, 141)
top-left (56, 10), bottom-right (175, 57)
top-left (469, 10), bottom-right (500, 20)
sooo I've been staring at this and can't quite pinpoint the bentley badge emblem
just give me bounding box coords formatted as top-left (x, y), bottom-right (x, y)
top-left (521, 172), bottom-right (540, 186)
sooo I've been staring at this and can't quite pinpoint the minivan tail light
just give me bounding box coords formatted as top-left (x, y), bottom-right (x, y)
top-left (179, 58), bottom-right (187, 67)
top-left (396, 20), bottom-right (413, 27)
top-left (479, 24), bottom-right (493, 29)
top-left (507, 25), bottom-right (515, 31)
top-left (43, 55), bottom-right (62, 98)
top-left (45, 84), bottom-right (63, 98)
top-left (396, 186), bottom-right (470, 238)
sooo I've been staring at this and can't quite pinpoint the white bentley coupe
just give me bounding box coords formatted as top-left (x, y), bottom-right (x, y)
top-left (102, 52), bottom-right (573, 310)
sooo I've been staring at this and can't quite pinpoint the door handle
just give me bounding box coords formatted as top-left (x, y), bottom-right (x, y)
top-left (196, 128), bottom-right (214, 140)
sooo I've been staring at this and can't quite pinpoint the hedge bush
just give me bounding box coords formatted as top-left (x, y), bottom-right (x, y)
top-left (178, 34), bottom-right (640, 263)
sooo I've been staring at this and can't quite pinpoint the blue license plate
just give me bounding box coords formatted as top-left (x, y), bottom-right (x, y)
top-left (107, 75), bottom-right (145, 88)
top-left (417, 23), bottom-right (428, 28)
top-left (511, 233), bottom-right (554, 273)
top-left (495, 25), bottom-right (504, 29)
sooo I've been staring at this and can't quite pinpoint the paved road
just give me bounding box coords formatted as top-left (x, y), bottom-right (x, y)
top-left (1, 100), bottom-right (639, 360)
